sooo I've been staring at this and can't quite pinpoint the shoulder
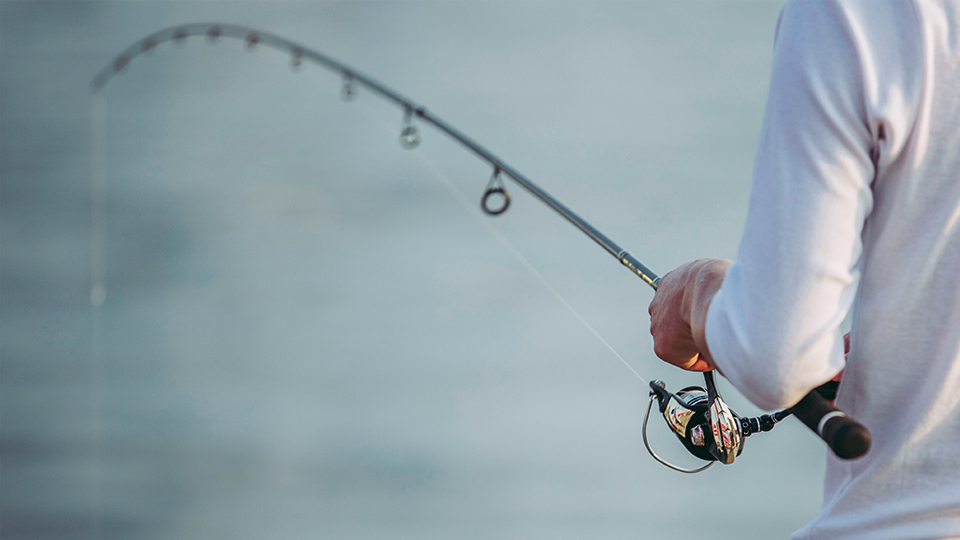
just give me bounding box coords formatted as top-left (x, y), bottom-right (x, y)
top-left (776, 0), bottom-right (920, 47)
top-left (773, 0), bottom-right (924, 143)
top-left (776, 0), bottom-right (922, 52)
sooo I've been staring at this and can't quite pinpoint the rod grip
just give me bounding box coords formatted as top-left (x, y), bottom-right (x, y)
top-left (788, 389), bottom-right (871, 459)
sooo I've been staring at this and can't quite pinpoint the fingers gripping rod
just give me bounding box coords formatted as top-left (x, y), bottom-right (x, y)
top-left (92, 23), bottom-right (869, 464)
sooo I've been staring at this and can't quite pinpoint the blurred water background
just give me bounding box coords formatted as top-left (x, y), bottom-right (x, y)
top-left (1, 1), bottom-right (828, 539)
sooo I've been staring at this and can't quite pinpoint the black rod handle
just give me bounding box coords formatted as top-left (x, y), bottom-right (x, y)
top-left (788, 389), bottom-right (871, 459)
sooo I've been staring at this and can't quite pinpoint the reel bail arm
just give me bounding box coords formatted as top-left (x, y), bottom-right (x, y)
top-left (642, 380), bottom-right (714, 474)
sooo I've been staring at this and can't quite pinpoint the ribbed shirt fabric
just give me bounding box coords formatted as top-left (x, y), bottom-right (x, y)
top-left (704, 1), bottom-right (960, 537)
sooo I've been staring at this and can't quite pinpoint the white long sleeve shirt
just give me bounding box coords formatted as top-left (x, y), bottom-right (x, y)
top-left (704, 1), bottom-right (960, 537)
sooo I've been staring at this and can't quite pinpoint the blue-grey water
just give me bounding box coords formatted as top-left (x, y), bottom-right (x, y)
top-left (2, 2), bottom-right (826, 539)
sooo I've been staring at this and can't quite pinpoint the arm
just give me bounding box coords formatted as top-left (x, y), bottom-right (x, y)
top-left (649, 1), bottom-right (896, 410)
top-left (706, 0), bottom-right (876, 410)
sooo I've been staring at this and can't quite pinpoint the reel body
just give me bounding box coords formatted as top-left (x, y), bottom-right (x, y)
top-left (644, 371), bottom-right (783, 473)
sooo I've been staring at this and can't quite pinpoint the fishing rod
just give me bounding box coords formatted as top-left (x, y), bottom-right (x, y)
top-left (92, 23), bottom-right (871, 471)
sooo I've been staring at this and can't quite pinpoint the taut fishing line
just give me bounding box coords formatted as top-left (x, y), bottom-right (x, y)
top-left (91, 23), bottom-right (872, 475)
top-left (351, 102), bottom-right (649, 386)
top-left (88, 93), bottom-right (107, 539)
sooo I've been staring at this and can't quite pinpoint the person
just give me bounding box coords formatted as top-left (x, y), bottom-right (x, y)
top-left (647, 1), bottom-right (960, 538)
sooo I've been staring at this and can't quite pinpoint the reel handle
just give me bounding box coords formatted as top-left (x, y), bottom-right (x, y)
top-left (788, 389), bottom-right (871, 459)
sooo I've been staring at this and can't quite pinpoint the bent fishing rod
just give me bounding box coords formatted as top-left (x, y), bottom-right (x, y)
top-left (92, 23), bottom-right (871, 471)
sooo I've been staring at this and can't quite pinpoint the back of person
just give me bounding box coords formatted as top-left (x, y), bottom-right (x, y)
top-left (645, 1), bottom-right (960, 536)
top-left (795, 1), bottom-right (960, 537)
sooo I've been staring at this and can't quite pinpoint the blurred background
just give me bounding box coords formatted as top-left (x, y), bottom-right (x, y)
top-left (1, 1), bottom-right (827, 539)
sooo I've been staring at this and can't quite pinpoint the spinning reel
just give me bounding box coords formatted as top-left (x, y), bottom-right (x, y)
top-left (642, 371), bottom-right (789, 473)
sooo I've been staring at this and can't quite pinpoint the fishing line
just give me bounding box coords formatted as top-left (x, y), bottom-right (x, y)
top-left (89, 93), bottom-right (107, 540)
top-left (91, 96), bottom-right (107, 308)
top-left (354, 103), bottom-right (648, 385)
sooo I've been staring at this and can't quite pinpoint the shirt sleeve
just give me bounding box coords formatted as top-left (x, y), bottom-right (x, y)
top-left (705, 0), bottom-right (880, 410)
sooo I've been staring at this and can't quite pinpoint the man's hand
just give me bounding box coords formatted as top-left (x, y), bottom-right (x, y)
top-left (648, 258), bottom-right (731, 372)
